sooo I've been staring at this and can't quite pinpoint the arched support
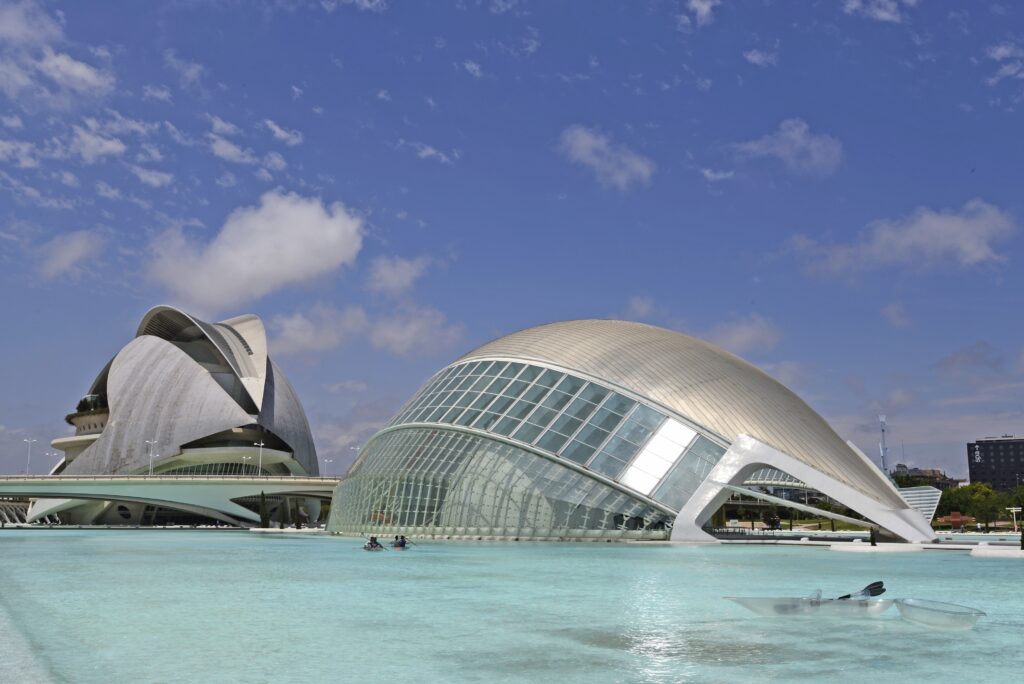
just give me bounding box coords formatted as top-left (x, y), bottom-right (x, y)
top-left (670, 435), bottom-right (935, 543)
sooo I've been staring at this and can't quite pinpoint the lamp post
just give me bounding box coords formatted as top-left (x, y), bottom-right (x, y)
top-left (241, 455), bottom-right (253, 475)
top-left (253, 441), bottom-right (265, 475)
top-left (1008, 507), bottom-right (1022, 533)
top-left (323, 458), bottom-right (334, 477)
top-left (145, 440), bottom-right (157, 476)
top-left (23, 438), bottom-right (36, 475)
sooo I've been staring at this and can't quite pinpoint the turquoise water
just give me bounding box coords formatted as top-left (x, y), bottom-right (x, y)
top-left (1, 530), bottom-right (1021, 683)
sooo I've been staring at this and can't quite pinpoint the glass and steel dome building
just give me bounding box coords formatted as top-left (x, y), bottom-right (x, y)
top-left (327, 320), bottom-right (935, 542)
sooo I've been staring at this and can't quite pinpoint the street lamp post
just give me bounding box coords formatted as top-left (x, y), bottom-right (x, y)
top-left (253, 441), bottom-right (265, 475)
top-left (323, 458), bottom-right (334, 477)
top-left (241, 455), bottom-right (253, 475)
top-left (145, 440), bottom-right (157, 476)
top-left (23, 438), bottom-right (36, 475)
top-left (1008, 507), bottom-right (1022, 533)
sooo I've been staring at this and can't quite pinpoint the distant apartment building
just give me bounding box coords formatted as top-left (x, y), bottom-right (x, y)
top-left (890, 463), bottom-right (961, 490)
top-left (967, 436), bottom-right (1024, 491)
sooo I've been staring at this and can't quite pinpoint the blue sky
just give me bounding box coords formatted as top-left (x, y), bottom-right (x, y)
top-left (1, 0), bottom-right (1022, 478)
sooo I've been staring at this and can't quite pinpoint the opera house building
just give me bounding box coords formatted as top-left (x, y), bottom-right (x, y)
top-left (327, 320), bottom-right (935, 543)
top-left (33, 306), bottom-right (319, 525)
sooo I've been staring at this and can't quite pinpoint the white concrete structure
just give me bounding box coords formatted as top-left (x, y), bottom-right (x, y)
top-left (1, 476), bottom-right (336, 527)
top-left (33, 306), bottom-right (318, 525)
top-left (329, 320), bottom-right (934, 542)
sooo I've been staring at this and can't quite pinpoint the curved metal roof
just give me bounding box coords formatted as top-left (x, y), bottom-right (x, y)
top-left (456, 319), bottom-right (906, 509)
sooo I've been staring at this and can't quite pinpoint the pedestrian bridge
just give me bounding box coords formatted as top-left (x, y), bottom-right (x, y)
top-left (0, 475), bottom-right (341, 526)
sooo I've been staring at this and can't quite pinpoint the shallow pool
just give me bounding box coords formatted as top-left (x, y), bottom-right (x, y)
top-left (1, 530), bottom-right (1020, 683)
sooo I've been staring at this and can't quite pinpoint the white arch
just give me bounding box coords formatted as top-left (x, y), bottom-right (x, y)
top-left (670, 435), bottom-right (935, 543)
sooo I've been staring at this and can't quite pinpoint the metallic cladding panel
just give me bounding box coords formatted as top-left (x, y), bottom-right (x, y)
top-left (454, 320), bottom-right (907, 510)
top-left (261, 360), bottom-right (318, 474)
top-left (65, 336), bottom-right (253, 475)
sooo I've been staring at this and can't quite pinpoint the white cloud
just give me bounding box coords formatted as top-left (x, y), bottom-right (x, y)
top-left (706, 313), bottom-right (782, 356)
top-left (208, 134), bottom-right (257, 164)
top-left (208, 115), bottom-right (240, 136)
top-left (366, 255), bottom-right (432, 296)
top-left (735, 118), bottom-right (843, 177)
top-left (369, 305), bottom-right (462, 357)
top-left (0, 1), bottom-right (63, 46)
top-left (38, 228), bottom-right (105, 278)
top-left (2, 114), bottom-right (24, 129)
top-left (0, 2), bottom-right (113, 108)
top-left (985, 41), bottom-right (1024, 86)
top-left (263, 119), bottom-right (303, 146)
top-left (396, 139), bottom-right (459, 165)
top-left (700, 168), bottom-right (734, 182)
top-left (58, 170), bottom-right (78, 187)
top-left (686, 0), bottom-right (721, 27)
top-left (149, 189), bottom-right (364, 312)
top-left (320, 0), bottom-right (389, 12)
top-left (326, 379), bottom-right (368, 393)
top-left (0, 138), bottom-right (38, 167)
top-left (743, 49), bottom-right (778, 67)
top-left (35, 47), bottom-right (114, 95)
top-left (254, 167), bottom-right (273, 182)
top-left (135, 143), bottom-right (162, 162)
top-left (263, 151), bottom-right (287, 172)
top-left (842, 0), bottom-right (917, 24)
top-left (215, 171), bottom-right (237, 188)
top-left (462, 60), bottom-right (484, 78)
top-left (559, 124), bottom-right (655, 191)
top-left (376, 89), bottom-right (391, 101)
top-left (761, 360), bottom-right (808, 388)
top-left (70, 125), bottom-right (125, 163)
top-left (624, 295), bottom-right (655, 320)
top-left (271, 304), bottom-right (368, 356)
top-left (128, 164), bottom-right (173, 188)
top-left (490, 0), bottom-right (520, 13)
top-left (882, 302), bottom-right (909, 328)
top-left (164, 50), bottom-right (205, 90)
top-left (142, 84), bottom-right (172, 102)
top-left (94, 181), bottom-right (120, 200)
top-left (794, 199), bottom-right (1016, 277)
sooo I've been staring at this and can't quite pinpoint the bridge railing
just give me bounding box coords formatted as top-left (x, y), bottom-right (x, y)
top-left (0, 474), bottom-right (342, 482)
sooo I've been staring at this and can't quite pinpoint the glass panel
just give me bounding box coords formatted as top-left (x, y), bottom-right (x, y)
top-left (512, 422), bottom-right (543, 443)
top-left (535, 369), bottom-right (563, 389)
top-left (603, 393), bottom-right (636, 416)
top-left (601, 435), bottom-right (640, 462)
top-left (500, 362), bottom-right (523, 378)
top-left (426, 406), bottom-right (447, 422)
top-left (507, 399), bottom-right (536, 420)
top-left (591, 407), bottom-right (624, 432)
top-left (631, 405), bottom-right (664, 431)
top-left (555, 375), bottom-right (585, 396)
top-left (589, 451), bottom-right (628, 479)
top-left (455, 409), bottom-right (480, 426)
top-left (470, 375), bottom-right (492, 391)
top-left (563, 397), bottom-right (598, 421)
top-left (550, 414), bottom-right (583, 437)
top-left (517, 365), bottom-right (541, 382)
top-left (487, 395), bottom-right (515, 416)
top-left (561, 440), bottom-right (596, 464)
top-left (659, 419), bottom-right (697, 449)
top-left (492, 416), bottom-right (520, 436)
top-left (576, 424), bottom-right (610, 449)
top-left (522, 384), bottom-right (551, 404)
top-left (470, 393), bottom-right (495, 410)
top-left (540, 390), bottom-right (572, 412)
top-left (527, 406), bottom-right (558, 429)
top-left (482, 361), bottom-right (503, 376)
top-left (487, 376), bottom-right (510, 393)
top-left (503, 380), bottom-right (530, 399)
top-left (628, 448), bottom-right (676, 479)
top-left (620, 467), bottom-right (660, 495)
top-left (579, 384), bottom-right (609, 405)
top-left (536, 431), bottom-right (570, 453)
top-left (688, 436), bottom-right (727, 463)
top-left (473, 412), bottom-right (501, 431)
top-left (440, 406), bottom-right (463, 424)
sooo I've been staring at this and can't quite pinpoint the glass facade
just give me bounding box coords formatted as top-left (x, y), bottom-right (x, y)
top-left (329, 359), bottom-right (732, 539)
top-left (329, 427), bottom-right (674, 540)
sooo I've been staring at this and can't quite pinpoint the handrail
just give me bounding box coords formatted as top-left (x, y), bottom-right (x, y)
top-left (0, 475), bottom-right (342, 482)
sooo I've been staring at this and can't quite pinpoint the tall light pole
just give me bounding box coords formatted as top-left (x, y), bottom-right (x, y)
top-left (241, 455), bottom-right (253, 475)
top-left (253, 441), bottom-right (265, 475)
top-left (145, 440), bottom-right (157, 476)
top-left (323, 458), bottom-right (334, 477)
top-left (23, 438), bottom-right (36, 475)
top-left (1008, 507), bottom-right (1022, 533)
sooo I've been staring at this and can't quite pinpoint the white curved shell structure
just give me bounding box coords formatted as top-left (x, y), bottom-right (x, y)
top-left (328, 320), bottom-right (933, 542)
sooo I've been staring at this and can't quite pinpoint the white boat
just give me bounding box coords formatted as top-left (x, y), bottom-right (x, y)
top-left (895, 599), bottom-right (985, 630)
top-left (726, 594), bottom-right (894, 618)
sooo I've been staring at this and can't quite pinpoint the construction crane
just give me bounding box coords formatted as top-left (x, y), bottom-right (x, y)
top-left (878, 415), bottom-right (889, 473)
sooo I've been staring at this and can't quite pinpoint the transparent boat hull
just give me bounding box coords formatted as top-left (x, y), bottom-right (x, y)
top-left (895, 599), bottom-right (985, 630)
top-left (726, 596), bottom-right (894, 618)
